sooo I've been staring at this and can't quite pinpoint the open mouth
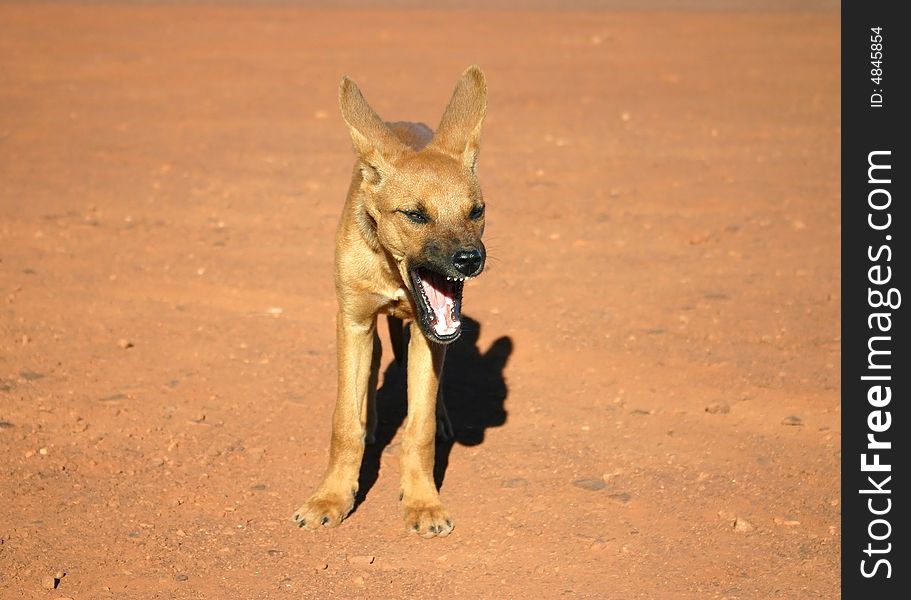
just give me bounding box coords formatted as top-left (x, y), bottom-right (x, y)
top-left (409, 267), bottom-right (465, 344)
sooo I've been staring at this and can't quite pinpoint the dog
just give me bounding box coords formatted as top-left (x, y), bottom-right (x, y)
top-left (292, 66), bottom-right (488, 538)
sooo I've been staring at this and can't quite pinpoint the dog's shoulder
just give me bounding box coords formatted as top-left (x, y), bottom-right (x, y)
top-left (386, 121), bottom-right (433, 151)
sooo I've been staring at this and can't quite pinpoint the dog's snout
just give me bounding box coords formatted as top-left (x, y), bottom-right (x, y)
top-left (452, 249), bottom-right (483, 277)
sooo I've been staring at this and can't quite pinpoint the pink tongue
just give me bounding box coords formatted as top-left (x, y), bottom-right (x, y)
top-left (419, 271), bottom-right (460, 336)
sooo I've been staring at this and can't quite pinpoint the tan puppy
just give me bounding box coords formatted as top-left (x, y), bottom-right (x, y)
top-left (293, 66), bottom-right (488, 537)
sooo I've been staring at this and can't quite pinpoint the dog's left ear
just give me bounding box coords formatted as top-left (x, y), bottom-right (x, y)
top-left (432, 65), bottom-right (487, 172)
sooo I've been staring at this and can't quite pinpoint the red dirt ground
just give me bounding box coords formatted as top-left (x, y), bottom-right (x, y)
top-left (1, 3), bottom-right (839, 598)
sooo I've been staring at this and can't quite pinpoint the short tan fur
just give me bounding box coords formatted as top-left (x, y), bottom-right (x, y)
top-left (292, 66), bottom-right (488, 538)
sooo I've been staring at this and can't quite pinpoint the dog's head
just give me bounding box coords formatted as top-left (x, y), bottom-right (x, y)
top-left (338, 66), bottom-right (488, 344)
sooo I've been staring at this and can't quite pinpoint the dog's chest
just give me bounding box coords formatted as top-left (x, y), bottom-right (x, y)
top-left (382, 286), bottom-right (414, 320)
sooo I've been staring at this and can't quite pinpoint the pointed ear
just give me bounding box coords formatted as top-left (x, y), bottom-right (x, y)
top-left (338, 76), bottom-right (406, 184)
top-left (431, 65), bottom-right (487, 171)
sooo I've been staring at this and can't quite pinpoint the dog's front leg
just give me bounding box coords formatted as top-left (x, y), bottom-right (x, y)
top-left (293, 312), bottom-right (376, 529)
top-left (400, 329), bottom-right (453, 537)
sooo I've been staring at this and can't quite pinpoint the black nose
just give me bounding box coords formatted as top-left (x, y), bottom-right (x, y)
top-left (452, 249), bottom-right (483, 277)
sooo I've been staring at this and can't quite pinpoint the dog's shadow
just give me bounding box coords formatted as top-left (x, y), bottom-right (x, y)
top-left (355, 315), bottom-right (512, 507)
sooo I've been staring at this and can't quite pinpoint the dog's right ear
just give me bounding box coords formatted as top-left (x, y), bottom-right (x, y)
top-left (339, 76), bottom-right (405, 185)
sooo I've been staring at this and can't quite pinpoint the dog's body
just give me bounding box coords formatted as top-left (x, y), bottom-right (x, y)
top-left (293, 67), bottom-right (488, 538)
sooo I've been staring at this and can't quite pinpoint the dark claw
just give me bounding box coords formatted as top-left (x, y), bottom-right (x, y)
top-left (445, 520), bottom-right (453, 528)
top-left (298, 519), bottom-right (306, 528)
top-left (320, 516), bottom-right (330, 526)
top-left (430, 525), bottom-right (439, 533)
top-left (412, 523), bottom-right (420, 531)
top-left (399, 492), bottom-right (404, 501)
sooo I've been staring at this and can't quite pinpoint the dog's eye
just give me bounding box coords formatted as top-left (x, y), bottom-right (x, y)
top-left (469, 205), bottom-right (485, 220)
top-left (402, 210), bottom-right (429, 224)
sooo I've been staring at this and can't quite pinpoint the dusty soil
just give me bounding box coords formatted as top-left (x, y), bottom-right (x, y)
top-left (1, 3), bottom-right (840, 599)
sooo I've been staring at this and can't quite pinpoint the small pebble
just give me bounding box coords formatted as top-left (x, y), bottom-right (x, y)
top-left (501, 478), bottom-right (528, 489)
top-left (347, 555), bottom-right (375, 566)
top-left (733, 517), bottom-right (754, 533)
top-left (573, 478), bottom-right (605, 491)
top-left (781, 415), bottom-right (803, 426)
top-left (602, 470), bottom-right (622, 482)
top-left (175, 574), bottom-right (189, 581)
top-left (117, 339), bottom-right (134, 349)
top-left (607, 492), bottom-right (631, 504)
top-left (705, 402), bottom-right (730, 415)
top-left (39, 448), bottom-right (48, 456)
top-left (41, 575), bottom-right (57, 590)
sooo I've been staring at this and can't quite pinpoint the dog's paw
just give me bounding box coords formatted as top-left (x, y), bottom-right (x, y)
top-left (292, 490), bottom-right (355, 530)
top-left (402, 503), bottom-right (454, 538)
